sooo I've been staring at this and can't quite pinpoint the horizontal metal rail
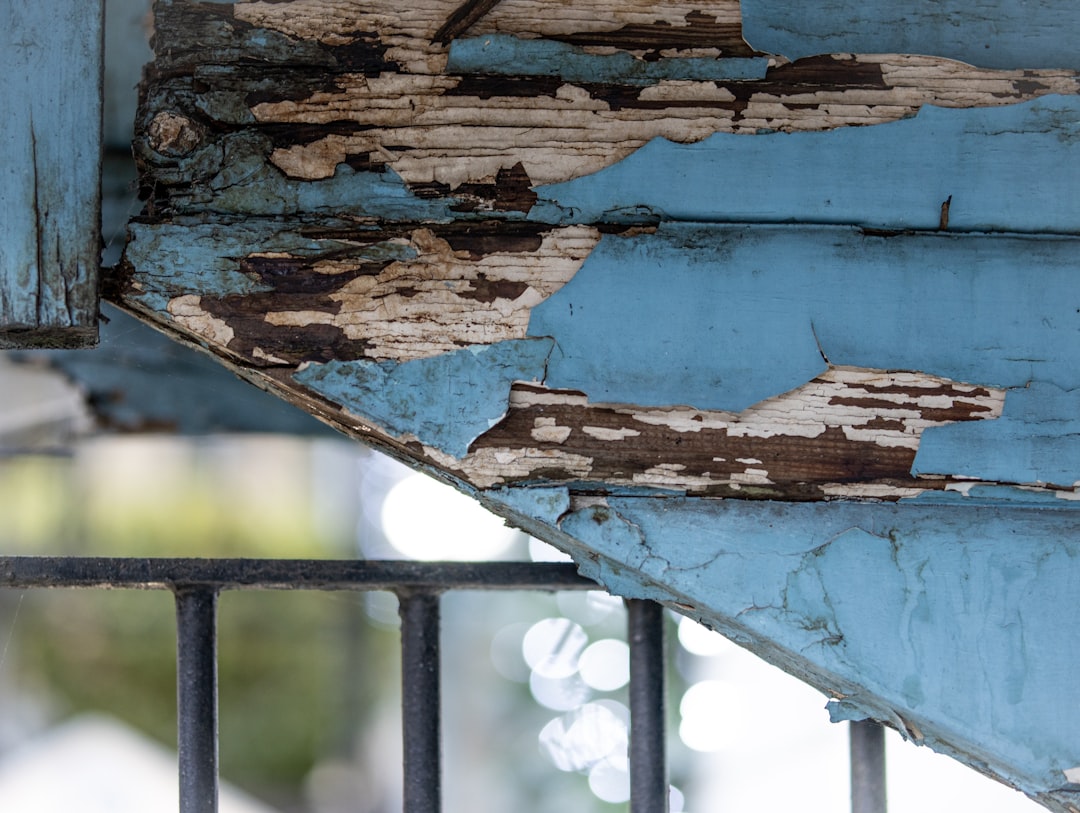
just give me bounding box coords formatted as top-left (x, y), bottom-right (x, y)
top-left (0, 556), bottom-right (600, 813)
top-left (0, 554), bottom-right (887, 813)
top-left (0, 556), bottom-right (595, 592)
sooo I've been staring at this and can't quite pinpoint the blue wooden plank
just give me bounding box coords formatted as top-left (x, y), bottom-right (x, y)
top-left (123, 219), bottom-right (418, 313)
top-left (489, 488), bottom-right (1080, 810)
top-left (741, 0), bottom-right (1080, 70)
top-left (293, 339), bottom-right (554, 457)
top-left (0, 1), bottom-right (103, 347)
top-left (529, 224), bottom-right (1080, 412)
top-left (914, 383), bottom-right (1080, 487)
top-left (124, 215), bottom-right (1080, 490)
top-left (447, 35), bottom-right (769, 84)
top-left (532, 95), bottom-right (1080, 231)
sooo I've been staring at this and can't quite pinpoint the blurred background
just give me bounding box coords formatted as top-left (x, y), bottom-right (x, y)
top-left (0, 0), bottom-right (1049, 810)
top-left (0, 433), bottom-right (1047, 813)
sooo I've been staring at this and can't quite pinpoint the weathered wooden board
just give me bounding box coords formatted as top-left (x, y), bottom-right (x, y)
top-left (741, 0), bottom-right (1080, 70)
top-left (1, 2), bottom-right (103, 348)
top-left (493, 490), bottom-right (1080, 812)
top-left (115, 1), bottom-right (1080, 807)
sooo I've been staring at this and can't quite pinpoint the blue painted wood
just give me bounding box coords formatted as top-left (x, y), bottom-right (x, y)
top-left (122, 221), bottom-right (1080, 492)
top-left (124, 219), bottom-right (419, 313)
top-left (1, 2), bottom-right (103, 347)
top-left (155, 140), bottom-right (460, 220)
top-left (741, 0), bottom-right (1080, 70)
top-left (530, 224), bottom-right (1080, 410)
top-left (294, 339), bottom-right (554, 457)
top-left (532, 95), bottom-right (1080, 231)
top-left (489, 488), bottom-right (1080, 810)
top-left (914, 383), bottom-right (1080, 487)
top-left (448, 35), bottom-right (769, 84)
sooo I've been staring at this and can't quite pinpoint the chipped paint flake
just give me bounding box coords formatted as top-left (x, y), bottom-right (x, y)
top-left (321, 226), bottom-right (600, 360)
top-left (531, 417), bottom-right (573, 443)
top-left (455, 367), bottom-right (1005, 496)
top-left (582, 425), bottom-right (641, 441)
top-left (428, 444), bottom-right (596, 488)
top-left (166, 295), bottom-right (236, 347)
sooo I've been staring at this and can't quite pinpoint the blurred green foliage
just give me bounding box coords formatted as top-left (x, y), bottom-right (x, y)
top-left (0, 438), bottom-right (398, 810)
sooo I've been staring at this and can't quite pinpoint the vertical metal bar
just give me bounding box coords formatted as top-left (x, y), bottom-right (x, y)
top-left (175, 588), bottom-right (220, 813)
top-left (399, 590), bottom-right (442, 813)
top-left (850, 719), bottom-right (887, 813)
top-left (627, 599), bottom-right (668, 813)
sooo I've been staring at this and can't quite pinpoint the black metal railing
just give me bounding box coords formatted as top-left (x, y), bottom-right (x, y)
top-left (0, 555), bottom-right (886, 813)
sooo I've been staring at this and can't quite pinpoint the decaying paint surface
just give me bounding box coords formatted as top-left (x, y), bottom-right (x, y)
top-left (1, 3), bottom-right (102, 348)
top-left (492, 491), bottom-right (1080, 812)
top-left (117, 1), bottom-right (1080, 807)
top-left (741, 0), bottom-right (1080, 71)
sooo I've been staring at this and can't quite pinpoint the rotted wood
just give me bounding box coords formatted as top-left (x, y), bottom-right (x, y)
top-left (1, 2), bottom-right (103, 348)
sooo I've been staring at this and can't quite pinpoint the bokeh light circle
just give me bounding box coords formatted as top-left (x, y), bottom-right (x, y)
top-left (579, 639), bottom-right (630, 691)
top-left (522, 617), bottom-right (588, 679)
top-left (381, 474), bottom-right (518, 560)
top-left (677, 616), bottom-right (730, 657)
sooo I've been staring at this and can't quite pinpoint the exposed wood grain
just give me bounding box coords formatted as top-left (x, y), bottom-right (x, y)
top-left (122, 0), bottom-right (1080, 503)
top-left (139, 0), bottom-right (1080, 205)
top-left (454, 370), bottom-right (1004, 496)
top-left (219, 54), bottom-right (1080, 190)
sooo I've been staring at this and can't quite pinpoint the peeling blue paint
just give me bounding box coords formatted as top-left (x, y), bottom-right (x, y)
top-left (529, 223), bottom-right (1080, 413)
top-left (915, 383), bottom-right (1080, 486)
top-left (531, 96), bottom-right (1080, 232)
top-left (741, 0), bottom-right (1080, 70)
top-left (903, 484), bottom-right (1074, 506)
top-left (489, 486), bottom-right (570, 525)
top-left (164, 131), bottom-right (460, 221)
top-left (447, 35), bottom-right (769, 85)
top-left (293, 339), bottom-right (553, 457)
top-left (525, 495), bottom-right (1080, 801)
top-left (124, 220), bottom-right (417, 313)
top-left (203, 146), bottom-right (461, 221)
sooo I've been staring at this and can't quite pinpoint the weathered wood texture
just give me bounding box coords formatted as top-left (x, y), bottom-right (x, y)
top-left (1, 3), bottom-right (103, 348)
top-left (121, 0), bottom-right (1080, 502)
top-left (742, 0), bottom-right (1080, 70)
top-left (117, 1), bottom-right (1080, 808)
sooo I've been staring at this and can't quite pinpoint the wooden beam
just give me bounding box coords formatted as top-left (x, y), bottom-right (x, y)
top-left (1, 2), bottom-right (103, 348)
top-left (742, 0), bottom-right (1080, 70)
